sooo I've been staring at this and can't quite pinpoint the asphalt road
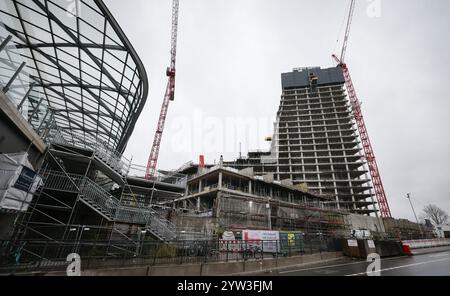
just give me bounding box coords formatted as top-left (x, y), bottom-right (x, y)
top-left (257, 246), bottom-right (450, 276)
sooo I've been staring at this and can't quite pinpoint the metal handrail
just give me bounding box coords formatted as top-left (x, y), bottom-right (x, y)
top-left (47, 128), bottom-right (132, 176)
top-left (127, 163), bottom-right (187, 186)
top-left (39, 170), bottom-right (176, 241)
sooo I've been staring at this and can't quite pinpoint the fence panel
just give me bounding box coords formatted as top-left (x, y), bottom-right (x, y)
top-left (0, 236), bottom-right (339, 273)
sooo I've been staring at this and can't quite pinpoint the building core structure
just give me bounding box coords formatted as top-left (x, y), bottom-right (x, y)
top-left (225, 67), bottom-right (378, 215)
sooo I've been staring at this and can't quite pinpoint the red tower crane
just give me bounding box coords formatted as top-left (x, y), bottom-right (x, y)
top-left (332, 0), bottom-right (392, 218)
top-left (145, 0), bottom-right (180, 179)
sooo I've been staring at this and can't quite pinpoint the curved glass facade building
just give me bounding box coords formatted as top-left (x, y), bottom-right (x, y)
top-left (0, 0), bottom-right (148, 153)
top-left (0, 1), bottom-right (184, 255)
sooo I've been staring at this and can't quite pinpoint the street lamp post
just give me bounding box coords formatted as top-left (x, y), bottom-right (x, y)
top-left (137, 229), bottom-right (147, 256)
top-left (69, 227), bottom-right (78, 254)
top-left (406, 193), bottom-right (423, 238)
top-left (266, 198), bottom-right (271, 230)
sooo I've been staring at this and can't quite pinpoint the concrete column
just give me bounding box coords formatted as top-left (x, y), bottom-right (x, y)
top-left (183, 199), bottom-right (187, 209)
top-left (378, 217), bottom-right (386, 233)
top-left (215, 192), bottom-right (221, 219)
top-left (248, 180), bottom-right (252, 194)
top-left (197, 197), bottom-right (201, 212)
top-left (218, 172), bottom-right (223, 189)
top-left (199, 180), bottom-right (203, 192)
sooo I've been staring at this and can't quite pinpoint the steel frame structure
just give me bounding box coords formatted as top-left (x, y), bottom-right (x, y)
top-left (0, 0), bottom-right (148, 153)
top-left (9, 142), bottom-right (179, 261)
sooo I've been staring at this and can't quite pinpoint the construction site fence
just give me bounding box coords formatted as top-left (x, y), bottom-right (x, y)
top-left (402, 238), bottom-right (450, 249)
top-left (0, 236), bottom-right (340, 274)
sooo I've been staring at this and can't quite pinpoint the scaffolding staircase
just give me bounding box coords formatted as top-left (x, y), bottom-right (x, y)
top-left (40, 170), bottom-right (177, 242)
top-left (47, 128), bottom-right (131, 177)
top-left (39, 128), bottom-right (178, 241)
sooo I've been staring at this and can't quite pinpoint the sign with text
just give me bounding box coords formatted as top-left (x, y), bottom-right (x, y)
top-left (243, 230), bottom-right (280, 253)
top-left (13, 167), bottom-right (36, 192)
top-left (347, 239), bottom-right (358, 247)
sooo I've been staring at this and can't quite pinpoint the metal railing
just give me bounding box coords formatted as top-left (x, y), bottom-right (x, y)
top-left (114, 207), bottom-right (176, 241)
top-left (0, 236), bottom-right (340, 274)
top-left (188, 165), bottom-right (240, 181)
top-left (127, 163), bottom-right (187, 187)
top-left (46, 128), bottom-right (187, 189)
top-left (175, 160), bottom-right (194, 173)
top-left (82, 178), bottom-right (119, 219)
top-left (47, 128), bottom-right (132, 176)
top-left (39, 170), bottom-right (176, 241)
top-left (402, 238), bottom-right (450, 249)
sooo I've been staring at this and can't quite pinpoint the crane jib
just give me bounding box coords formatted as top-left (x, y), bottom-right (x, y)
top-left (145, 0), bottom-right (180, 179)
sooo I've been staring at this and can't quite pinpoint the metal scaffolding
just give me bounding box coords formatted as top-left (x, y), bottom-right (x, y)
top-left (4, 137), bottom-right (182, 264)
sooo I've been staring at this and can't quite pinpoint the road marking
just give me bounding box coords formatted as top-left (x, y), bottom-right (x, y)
top-left (428, 252), bottom-right (450, 258)
top-left (346, 257), bottom-right (450, 276)
top-left (278, 255), bottom-right (408, 274)
top-left (279, 260), bottom-right (370, 274)
top-left (278, 250), bottom-right (450, 275)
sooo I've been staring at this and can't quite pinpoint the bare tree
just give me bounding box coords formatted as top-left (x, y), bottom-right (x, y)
top-left (421, 204), bottom-right (449, 225)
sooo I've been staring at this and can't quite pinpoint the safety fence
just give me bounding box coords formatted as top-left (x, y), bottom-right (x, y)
top-left (0, 236), bottom-right (340, 274)
top-left (39, 169), bottom-right (177, 241)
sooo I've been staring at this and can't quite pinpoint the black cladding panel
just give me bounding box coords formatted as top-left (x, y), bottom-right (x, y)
top-left (281, 67), bottom-right (345, 89)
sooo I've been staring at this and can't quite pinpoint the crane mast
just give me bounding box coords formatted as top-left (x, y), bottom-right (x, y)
top-left (145, 0), bottom-right (180, 179)
top-left (333, 0), bottom-right (392, 218)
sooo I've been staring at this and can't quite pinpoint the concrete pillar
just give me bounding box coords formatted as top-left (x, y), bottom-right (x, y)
top-left (218, 172), bottom-right (223, 189)
top-left (199, 180), bottom-right (203, 192)
top-left (267, 198), bottom-right (272, 230)
top-left (248, 180), bottom-right (252, 194)
top-left (197, 196), bottom-right (201, 212)
top-left (183, 199), bottom-right (187, 209)
top-left (215, 192), bottom-right (221, 219)
top-left (378, 217), bottom-right (386, 233)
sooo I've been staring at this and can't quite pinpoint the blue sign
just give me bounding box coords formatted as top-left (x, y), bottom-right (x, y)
top-left (13, 167), bottom-right (36, 192)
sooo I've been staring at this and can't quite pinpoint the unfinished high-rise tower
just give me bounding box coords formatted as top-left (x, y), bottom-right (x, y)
top-left (226, 67), bottom-right (377, 215)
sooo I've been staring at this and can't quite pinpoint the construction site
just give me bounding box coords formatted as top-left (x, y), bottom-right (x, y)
top-left (0, 0), bottom-right (443, 276)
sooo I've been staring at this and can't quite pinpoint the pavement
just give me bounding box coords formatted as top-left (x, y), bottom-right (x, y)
top-left (253, 246), bottom-right (450, 276)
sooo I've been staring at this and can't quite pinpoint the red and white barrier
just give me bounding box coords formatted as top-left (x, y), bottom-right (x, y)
top-left (219, 240), bottom-right (242, 252)
top-left (402, 238), bottom-right (450, 249)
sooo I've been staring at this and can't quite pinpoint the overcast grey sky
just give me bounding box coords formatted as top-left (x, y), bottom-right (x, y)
top-left (105, 0), bottom-right (450, 222)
